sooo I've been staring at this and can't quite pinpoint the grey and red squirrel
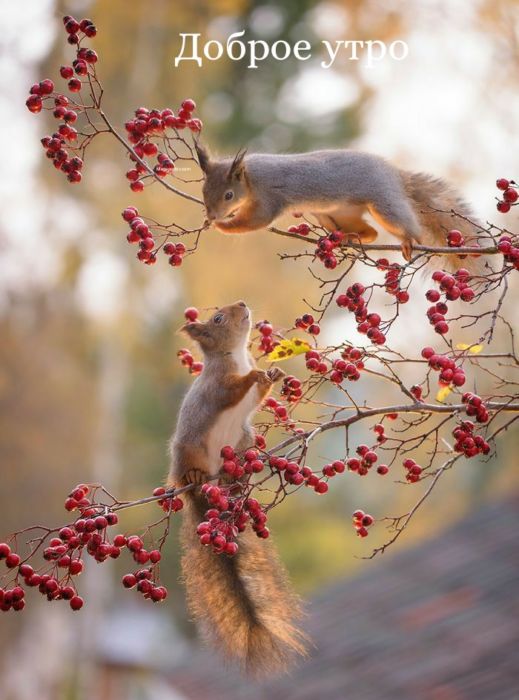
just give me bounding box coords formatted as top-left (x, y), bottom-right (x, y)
top-left (168, 147), bottom-right (482, 674)
top-left (193, 142), bottom-right (481, 261)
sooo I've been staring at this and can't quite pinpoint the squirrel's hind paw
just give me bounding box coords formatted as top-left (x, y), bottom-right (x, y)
top-left (401, 238), bottom-right (414, 261)
top-left (183, 468), bottom-right (207, 486)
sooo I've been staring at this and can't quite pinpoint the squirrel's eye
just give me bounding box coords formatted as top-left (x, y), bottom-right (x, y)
top-left (213, 313), bottom-right (224, 324)
top-left (224, 190), bottom-right (234, 201)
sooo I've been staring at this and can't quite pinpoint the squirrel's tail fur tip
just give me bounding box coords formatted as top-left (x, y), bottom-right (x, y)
top-left (181, 493), bottom-right (309, 676)
top-left (402, 170), bottom-right (488, 275)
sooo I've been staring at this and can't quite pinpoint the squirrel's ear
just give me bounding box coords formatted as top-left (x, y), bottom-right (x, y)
top-left (228, 148), bottom-right (247, 181)
top-left (194, 143), bottom-right (211, 173)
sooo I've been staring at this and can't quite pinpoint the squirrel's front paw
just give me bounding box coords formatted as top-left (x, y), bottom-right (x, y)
top-left (252, 369), bottom-right (272, 387)
top-left (266, 367), bottom-right (285, 383)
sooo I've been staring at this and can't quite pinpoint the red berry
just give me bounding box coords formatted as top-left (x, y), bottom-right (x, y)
top-left (5, 553), bottom-right (20, 568)
top-left (184, 307), bottom-right (198, 321)
top-left (182, 99), bottom-right (196, 112)
top-left (26, 95), bottom-right (43, 113)
top-left (496, 178), bottom-right (509, 190)
top-left (39, 79), bottom-right (54, 95)
top-left (69, 560), bottom-right (83, 576)
top-left (70, 596), bottom-right (84, 611)
top-left (503, 188), bottom-right (518, 203)
top-left (68, 78), bottom-right (82, 93)
top-left (149, 550), bottom-right (161, 564)
top-left (0, 543), bottom-right (11, 559)
top-left (434, 321), bottom-right (449, 335)
top-left (122, 574), bottom-right (137, 589)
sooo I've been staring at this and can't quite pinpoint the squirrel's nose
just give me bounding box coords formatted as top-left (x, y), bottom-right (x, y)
top-left (237, 301), bottom-right (247, 308)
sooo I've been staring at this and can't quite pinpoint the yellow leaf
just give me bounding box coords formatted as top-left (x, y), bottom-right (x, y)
top-left (456, 343), bottom-right (483, 354)
top-left (436, 385), bottom-right (452, 402)
top-left (268, 337), bottom-right (311, 362)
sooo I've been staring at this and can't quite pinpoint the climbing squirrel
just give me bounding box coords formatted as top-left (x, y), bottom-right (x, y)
top-left (168, 300), bottom-right (307, 675)
top-left (195, 143), bottom-right (480, 262)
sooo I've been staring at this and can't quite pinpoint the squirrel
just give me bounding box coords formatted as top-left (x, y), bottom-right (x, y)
top-left (168, 300), bottom-right (307, 675)
top-left (195, 143), bottom-right (481, 264)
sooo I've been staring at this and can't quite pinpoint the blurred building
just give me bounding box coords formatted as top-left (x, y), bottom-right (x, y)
top-left (164, 495), bottom-right (519, 700)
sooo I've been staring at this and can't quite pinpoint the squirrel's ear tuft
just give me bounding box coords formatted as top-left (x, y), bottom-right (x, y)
top-left (180, 321), bottom-right (205, 340)
top-left (195, 143), bottom-right (211, 173)
top-left (228, 148), bottom-right (247, 181)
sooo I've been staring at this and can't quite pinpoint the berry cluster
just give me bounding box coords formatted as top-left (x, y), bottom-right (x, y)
top-left (497, 235), bottom-right (519, 270)
top-left (123, 100), bottom-right (201, 192)
top-left (330, 346), bottom-right (365, 384)
top-left (263, 396), bottom-right (289, 423)
top-left (295, 313), bottom-right (320, 336)
top-left (452, 421), bottom-right (490, 458)
top-left (197, 483), bottom-right (272, 553)
top-left (269, 458), bottom-right (329, 493)
top-left (152, 487), bottom-right (184, 514)
top-left (280, 375), bottom-right (303, 403)
top-left (322, 460), bottom-right (346, 478)
top-left (305, 350), bottom-right (329, 375)
top-left (122, 206), bottom-right (189, 267)
top-left (256, 321), bottom-right (277, 354)
top-left (373, 423), bottom-right (388, 448)
top-left (287, 222), bottom-right (311, 236)
top-left (421, 347), bottom-right (466, 388)
top-left (496, 178), bottom-right (518, 213)
top-left (377, 260), bottom-right (410, 303)
top-left (337, 283), bottom-right (386, 344)
top-left (403, 458), bottom-right (423, 483)
top-left (315, 230), bottom-right (345, 269)
top-left (0, 483), bottom-right (183, 613)
top-left (429, 269), bottom-right (475, 303)
top-left (446, 229), bottom-right (465, 248)
top-left (425, 300), bottom-right (450, 335)
top-left (352, 510), bottom-right (374, 538)
top-left (347, 445), bottom-right (387, 477)
top-left (461, 392), bottom-right (489, 423)
top-left (62, 15), bottom-right (97, 44)
top-left (26, 17), bottom-right (100, 185)
top-left (177, 349), bottom-right (204, 376)
top-left (196, 515), bottom-right (240, 556)
top-left (122, 569), bottom-right (168, 602)
top-left (221, 446), bottom-right (265, 479)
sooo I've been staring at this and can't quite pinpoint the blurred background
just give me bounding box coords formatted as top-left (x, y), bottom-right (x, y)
top-left (0, 1), bottom-right (518, 698)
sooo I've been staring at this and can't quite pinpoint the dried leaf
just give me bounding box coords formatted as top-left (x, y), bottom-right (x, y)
top-left (268, 337), bottom-right (311, 362)
top-left (456, 343), bottom-right (483, 354)
top-left (436, 385), bottom-right (452, 402)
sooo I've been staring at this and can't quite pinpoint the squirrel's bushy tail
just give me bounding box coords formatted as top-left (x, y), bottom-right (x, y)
top-left (180, 492), bottom-right (308, 676)
top-left (401, 170), bottom-right (486, 273)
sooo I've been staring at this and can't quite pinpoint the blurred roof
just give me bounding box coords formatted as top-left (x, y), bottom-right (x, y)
top-left (168, 494), bottom-right (519, 700)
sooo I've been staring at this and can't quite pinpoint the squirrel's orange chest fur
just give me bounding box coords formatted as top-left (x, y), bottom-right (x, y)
top-left (205, 347), bottom-right (259, 473)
